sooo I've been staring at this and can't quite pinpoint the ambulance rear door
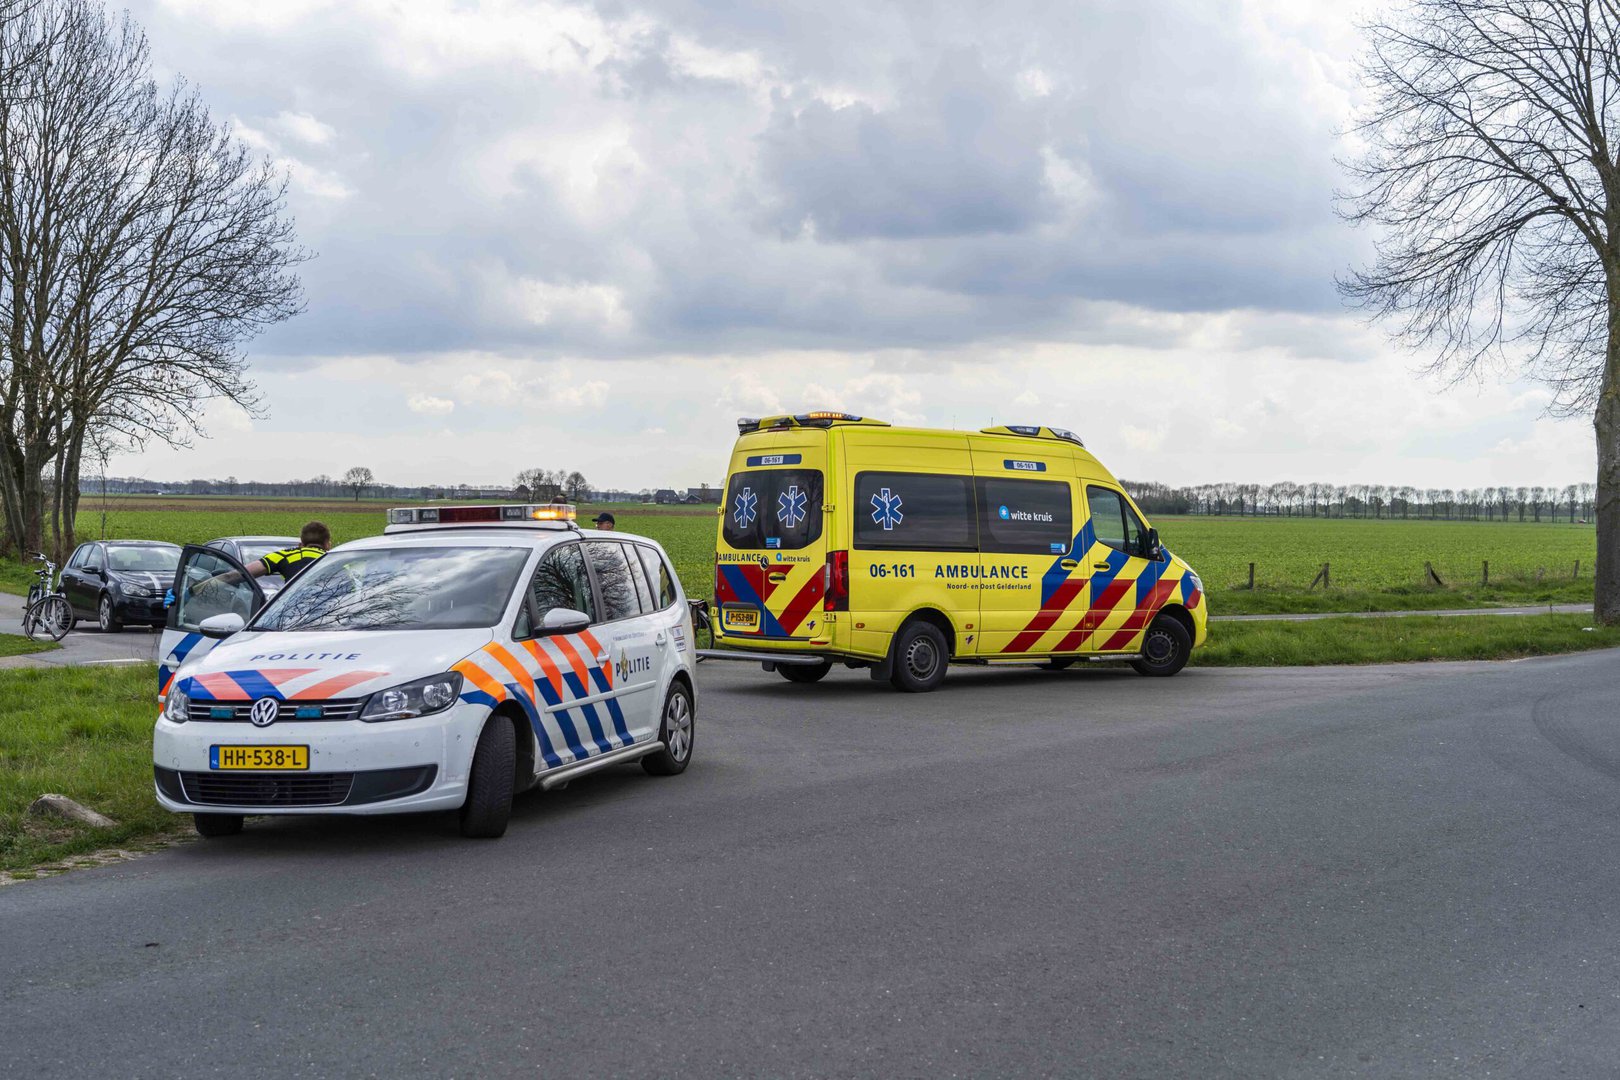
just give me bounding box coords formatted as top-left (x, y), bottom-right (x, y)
top-left (715, 433), bottom-right (830, 642)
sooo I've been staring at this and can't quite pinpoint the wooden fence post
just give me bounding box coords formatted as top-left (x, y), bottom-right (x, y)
top-left (1482, 560), bottom-right (1489, 585)
top-left (1425, 561), bottom-right (1445, 586)
top-left (1247, 562), bottom-right (1255, 590)
top-left (1309, 562), bottom-right (1330, 590)
top-left (1574, 559), bottom-right (1581, 579)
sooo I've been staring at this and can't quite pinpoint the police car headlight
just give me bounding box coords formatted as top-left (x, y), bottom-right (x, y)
top-left (164, 684), bottom-right (190, 723)
top-left (359, 673), bottom-right (463, 722)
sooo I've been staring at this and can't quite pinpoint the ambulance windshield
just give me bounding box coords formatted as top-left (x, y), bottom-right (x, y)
top-left (253, 546), bottom-right (530, 632)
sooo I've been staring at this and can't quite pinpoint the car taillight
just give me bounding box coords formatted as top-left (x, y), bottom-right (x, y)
top-left (825, 550), bottom-right (849, 611)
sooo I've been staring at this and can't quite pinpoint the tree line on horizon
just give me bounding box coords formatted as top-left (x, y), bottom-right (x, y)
top-left (1123, 480), bottom-right (1598, 524)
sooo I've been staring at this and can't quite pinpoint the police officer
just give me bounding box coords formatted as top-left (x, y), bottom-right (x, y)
top-left (248, 521), bottom-right (332, 581)
top-left (591, 512), bottom-right (616, 531)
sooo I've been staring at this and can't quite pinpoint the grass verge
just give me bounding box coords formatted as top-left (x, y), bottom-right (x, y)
top-left (0, 664), bottom-right (182, 872)
top-left (0, 633), bottom-right (61, 658)
top-left (1211, 580), bottom-right (1592, 616)
top-left (1194, 612), bottom-right (1620, 667)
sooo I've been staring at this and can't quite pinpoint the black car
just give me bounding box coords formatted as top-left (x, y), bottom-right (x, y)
top-left (60, 540), bottom-right (183, 632)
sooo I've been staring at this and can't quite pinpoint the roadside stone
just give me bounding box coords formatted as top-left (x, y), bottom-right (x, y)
top-left (28, 793), bottom-right (117, 829)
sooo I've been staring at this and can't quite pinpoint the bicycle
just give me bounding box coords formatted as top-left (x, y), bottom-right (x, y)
top-left (22, 553), bottom-right (73, 642)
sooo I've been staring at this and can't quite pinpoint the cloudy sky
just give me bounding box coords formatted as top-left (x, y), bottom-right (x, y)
top-left (115, 0), bottom-right (1593, 492)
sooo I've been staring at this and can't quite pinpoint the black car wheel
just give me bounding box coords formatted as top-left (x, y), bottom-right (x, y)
top-left (889, 620), bottom-right (949, 693)
top-left (98, 594), bottom-right (124, 633)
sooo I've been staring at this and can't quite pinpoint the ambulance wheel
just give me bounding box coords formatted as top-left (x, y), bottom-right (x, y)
top-left (193, 813), bottom-right (243, 838)
top-left (890, 620), bottom-right (949, 693)
top-left (460, 715), bottom-right (515, 838)
top-left (778, 659), bottom-right (832, 684)
top-left (1131, 616), bottom-right (1192, 677)
top-left (643, 682), bottom-right (694, 776)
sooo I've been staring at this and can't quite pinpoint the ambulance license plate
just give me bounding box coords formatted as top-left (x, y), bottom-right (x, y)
top-left (210, 745), bottom-right (309, 770)
top-left (722, 606), bottom-right (760, 631)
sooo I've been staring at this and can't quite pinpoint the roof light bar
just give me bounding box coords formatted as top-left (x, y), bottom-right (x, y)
top-left (385, 504), bottom-right (578, 532)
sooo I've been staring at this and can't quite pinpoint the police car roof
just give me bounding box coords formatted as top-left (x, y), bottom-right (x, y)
top-left (338, 527), bottom-right (658, 552)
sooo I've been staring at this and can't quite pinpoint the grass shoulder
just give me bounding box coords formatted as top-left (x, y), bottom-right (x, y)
top-left (0, 664), bottom-right (182, 873)
top-left (1209, 580), bottom-right (1591, 616)
top-left (0, 634), bottom-right (61, 658)
top-left (1194, 612), bottom-right (1620, 667)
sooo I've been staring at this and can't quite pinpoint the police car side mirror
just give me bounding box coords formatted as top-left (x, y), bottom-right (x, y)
top-left (199, 612), bottom-right (246, 639)
top-left (539, 608), bottom-right (591, 636)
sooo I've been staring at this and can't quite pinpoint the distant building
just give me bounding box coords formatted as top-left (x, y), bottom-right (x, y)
top-left (686, 486), bottom-right (722, 504)
top-left (653, 489), bottom-right (680, 504)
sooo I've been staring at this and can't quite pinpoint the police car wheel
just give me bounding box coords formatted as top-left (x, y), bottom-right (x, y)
top-left (193, 813), bottom-right (243, 838)
top-left (779, 659), bottom-right (832, 684)
top-left (643, 682), bottom-right (695, 776)
top-left (1131, 616), bottom-right (1192, 677)
top-left (460, 715), bottom-right (515, 839)
top-left (890, 621), bottom-right (949, 693)
top-left (98, 594), bottom-right (123, 633)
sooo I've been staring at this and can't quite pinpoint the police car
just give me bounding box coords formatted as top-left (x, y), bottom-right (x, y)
top-left (153, 505), bottom-right (697, 839)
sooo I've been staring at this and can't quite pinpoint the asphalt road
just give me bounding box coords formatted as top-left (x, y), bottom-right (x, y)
top-left (0, 591), bottom-right (160, 668)
top-left (5, 653), bottom-right (1620, 1078)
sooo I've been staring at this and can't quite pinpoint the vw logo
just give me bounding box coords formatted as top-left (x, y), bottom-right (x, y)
top-left (249, 697), bottom-right (280, 727)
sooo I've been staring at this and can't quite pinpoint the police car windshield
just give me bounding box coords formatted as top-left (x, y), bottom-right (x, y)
top-left (252, 546), bottom-right (530, 632)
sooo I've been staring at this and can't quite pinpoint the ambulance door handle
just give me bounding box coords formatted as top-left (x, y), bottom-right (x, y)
top-left (1060, 559), bottom-right (1078, 571)
top-left (767, 571), bottom-right (788, 583)
top-left (1093, 562), bottom-right (1110, 570)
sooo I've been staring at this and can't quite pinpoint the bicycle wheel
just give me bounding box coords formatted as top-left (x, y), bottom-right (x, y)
top-left (36, 595), bottom-right (73, 641)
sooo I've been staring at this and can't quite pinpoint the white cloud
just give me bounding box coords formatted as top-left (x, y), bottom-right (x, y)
top-left (271, 110), bottom-right (336, 145)
top-left (406, 393), bottom-right (455, 415)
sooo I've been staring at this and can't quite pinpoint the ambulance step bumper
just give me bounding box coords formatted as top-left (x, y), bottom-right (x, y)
top-left (696, 649), bottom-right (829, 667)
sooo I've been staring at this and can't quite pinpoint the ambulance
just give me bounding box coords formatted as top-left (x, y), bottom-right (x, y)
top-left (154, 505), bottom-right (696, 839)
top-left (707, 413), bottom-right (1207, 692)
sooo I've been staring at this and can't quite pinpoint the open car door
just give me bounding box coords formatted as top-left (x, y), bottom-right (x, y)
top-left (159, 545), bottom-right (267, 699)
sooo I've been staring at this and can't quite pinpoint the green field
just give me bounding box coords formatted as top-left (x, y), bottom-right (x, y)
top-left (0, 497), bottom-right (1602, 616)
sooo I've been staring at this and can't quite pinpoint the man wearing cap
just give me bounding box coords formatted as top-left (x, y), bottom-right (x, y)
top-left (592, 512), bottom-right (616, 530)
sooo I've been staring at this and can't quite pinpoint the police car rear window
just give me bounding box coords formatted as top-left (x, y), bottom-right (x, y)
top-left (723, 470), bottom-right (823, 550)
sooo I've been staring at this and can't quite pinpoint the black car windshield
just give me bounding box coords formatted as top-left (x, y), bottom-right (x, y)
top-left (107, 545), bottom-right (180, 572)
top-left (252, 546), bottom-right (530, 632)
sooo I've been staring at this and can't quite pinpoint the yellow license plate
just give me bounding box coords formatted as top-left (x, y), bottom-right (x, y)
top-left (211, 745), bottom-right (309, 770)
top-left (723, 606), bottom-right (760, 631)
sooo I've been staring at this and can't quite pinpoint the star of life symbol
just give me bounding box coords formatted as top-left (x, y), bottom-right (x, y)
top-left (777, 485), bottom-right (808, 529)
top-left (249, 696), bottom-right (279, 727)
top-left (733, 486), bottom-right (759, 529)
top-left (870, 488), bottom-right (904, 531)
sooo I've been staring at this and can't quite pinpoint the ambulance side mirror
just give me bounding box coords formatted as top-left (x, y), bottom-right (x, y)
top-left (1144, 528), bottom-right (1163, 561)
top-left (539, 608), bottom-right (591, 636)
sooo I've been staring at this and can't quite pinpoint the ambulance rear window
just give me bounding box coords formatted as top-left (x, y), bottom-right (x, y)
top-left (723, 470), bottom-right (823, 550)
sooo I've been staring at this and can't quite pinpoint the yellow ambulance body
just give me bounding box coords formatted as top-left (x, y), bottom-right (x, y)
top-left (710, 413), bottom-right (1207, 692)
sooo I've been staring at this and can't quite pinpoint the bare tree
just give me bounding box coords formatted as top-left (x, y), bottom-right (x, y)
top-left (342, 466), bottom-right (374, 501)
top-left (0, 0), bottom-right (303, 557)
top-left (1341, 0), bottom-right (1620, 618)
